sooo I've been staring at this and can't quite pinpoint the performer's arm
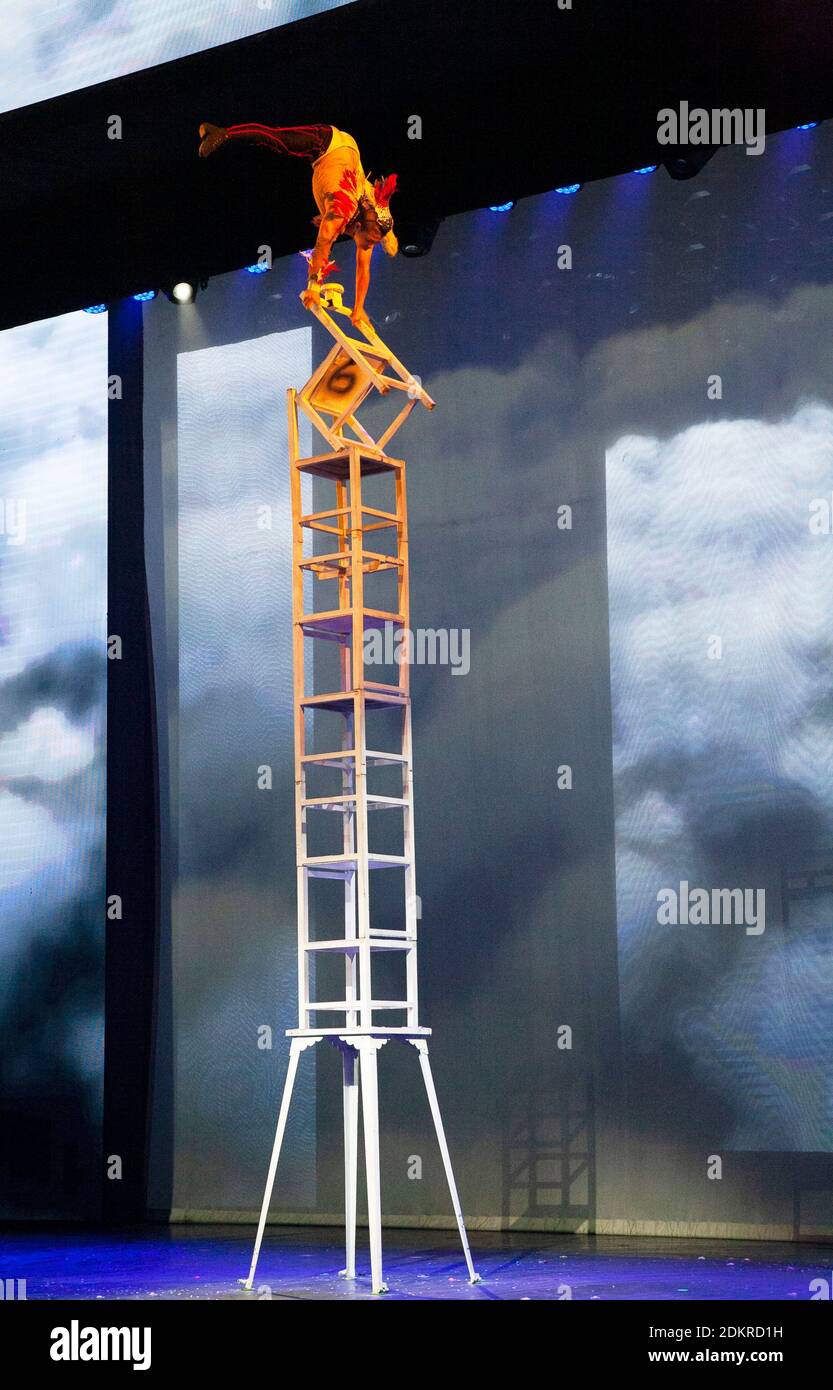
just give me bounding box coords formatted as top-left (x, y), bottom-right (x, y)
top-left (311, 210), bottom-right (345, 276)
top-left (352, 245), bottom-right (374, 329)
top-left (301, 209), bottom-right (348, 308)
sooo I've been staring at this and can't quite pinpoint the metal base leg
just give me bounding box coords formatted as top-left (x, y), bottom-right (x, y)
top-left (412, 1040), bottom-right (481, 1284)
top-left (242, 1037), bottom-right (310, 1290)
top-left (357, 1039), bottom-right (388, 1294)
top-left (339, 1046), bottom-right (359, 1278)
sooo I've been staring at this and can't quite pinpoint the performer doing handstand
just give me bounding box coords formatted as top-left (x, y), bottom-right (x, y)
top-left (198, 122), bottom-right (398, 332)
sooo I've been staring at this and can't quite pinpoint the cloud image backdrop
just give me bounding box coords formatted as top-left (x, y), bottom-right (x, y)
top-left (607, 344), bottom-right (833, 1151)
top-left (0, 310), bottom-right (107, 1216)
top-left (0, 0), bottom-right (355, 115)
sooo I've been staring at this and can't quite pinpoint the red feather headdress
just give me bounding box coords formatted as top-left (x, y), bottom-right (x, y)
top-left (373, 173), bottom-right (398, 208)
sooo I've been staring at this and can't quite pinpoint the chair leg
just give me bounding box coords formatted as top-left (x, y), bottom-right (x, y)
top-left (411, 1040), bottom-right (480, 1284)
top-left (357, 1039), bottom-right (388, 1294)
top-left (242, 1037), bottom-right (310, 1290)
top-left (340, 1046), bottom-right (359, 1279)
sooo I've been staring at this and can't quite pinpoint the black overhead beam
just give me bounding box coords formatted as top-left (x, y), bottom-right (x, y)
top-left (2, 0), bottom-right (833, 329)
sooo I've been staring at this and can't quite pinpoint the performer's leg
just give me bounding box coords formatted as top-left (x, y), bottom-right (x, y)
top-left (199, 122), bottom-right (331, 159)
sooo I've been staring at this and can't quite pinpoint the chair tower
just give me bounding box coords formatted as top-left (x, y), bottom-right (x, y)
top-left (243, 284), bottom-right (479, 1295)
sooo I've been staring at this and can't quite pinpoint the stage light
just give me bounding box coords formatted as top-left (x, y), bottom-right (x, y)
top-left (400, 215), bottom-right (443, 258)
top-left (489, 201), bottom-right (515, 212)
top-left (163, 277), bottom-right (207, 305)
top-left (83, 304), bottom-right (107, 314)
top-left (245, 262), bottom-right (271, 274)
top-left (132, 290), bottom-right (157, 302)
top-left (554, 183), bottom-right (581, 195)
top-left (632, 165), bottom-right (658, 175)
top-left (664, 146), bottom-right (718, 180)
top-left (795, 122), bottom-right (818, 130)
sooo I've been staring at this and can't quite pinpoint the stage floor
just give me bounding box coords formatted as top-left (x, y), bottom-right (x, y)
top-left (2, 1225), bottom-right (831, 1300)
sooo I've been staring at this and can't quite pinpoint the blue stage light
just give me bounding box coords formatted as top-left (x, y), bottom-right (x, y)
top-left (132, 290), bottom-right (157, 301)
top-left (83, 304), bottom-right (107, 314)
top-left (245, 262), bottom-right (271, 274)
top-left (488, 202), bottom-right (515, 212)
top-left (632, 165), bottom-right (658, 175)
top-left (795, 122), bottom-right (818, 130)
top-left (554, 183), bottom-right (581, 195)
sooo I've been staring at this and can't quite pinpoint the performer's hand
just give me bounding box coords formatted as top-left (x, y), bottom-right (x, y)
top-left (351, 308), bottom-right (374, 335)
top-left (301, 282), bottom-right (321, 310)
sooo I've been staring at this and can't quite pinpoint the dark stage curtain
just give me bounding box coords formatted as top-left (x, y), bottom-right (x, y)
top-left (103, 299), bottom-right (160, 1221)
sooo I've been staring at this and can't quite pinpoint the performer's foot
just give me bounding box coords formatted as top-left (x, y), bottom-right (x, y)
top-left (198, 122), bottom-right (228, 157)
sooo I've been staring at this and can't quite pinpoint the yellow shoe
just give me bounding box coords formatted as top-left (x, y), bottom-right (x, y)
top-left (198, 122), bottom-right (227, 158)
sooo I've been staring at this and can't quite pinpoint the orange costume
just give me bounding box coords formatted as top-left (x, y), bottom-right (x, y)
top-left (312, 127), bottom-right (364, 216)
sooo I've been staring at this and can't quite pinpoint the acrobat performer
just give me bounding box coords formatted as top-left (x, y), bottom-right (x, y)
top-left (198, 122), bottom-right (398, 331)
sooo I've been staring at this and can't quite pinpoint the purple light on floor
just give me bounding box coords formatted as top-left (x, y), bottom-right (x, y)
top-left (554, 183), bottom-right (581, 195)
top-left (632, 165), bottom-right (658, 175)
top-left (795, 122), bottom-right (818, 130)
top-left (5, 1227), bottom-right (832, 1301)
